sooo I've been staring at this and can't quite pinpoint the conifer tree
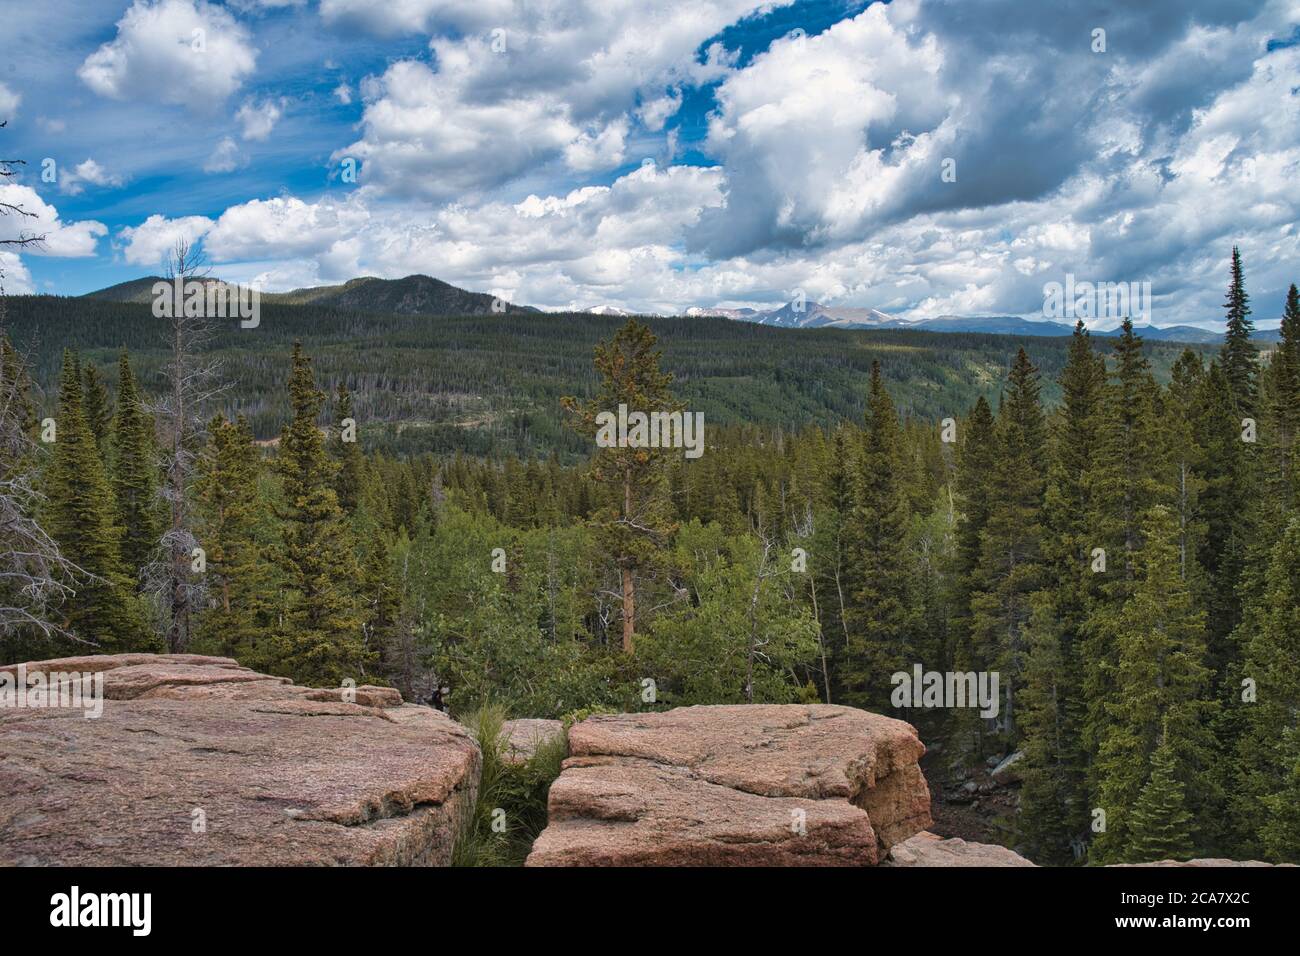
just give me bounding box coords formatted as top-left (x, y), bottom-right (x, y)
top-left (969, 348), bottom-right (1046, 741)
top-left (268, 342), bottom-right (368, 685)
top-left (81, 362), bottom-right (112, 460)
top-left (1091, 506), bottom-right (1215, 863)
top-left (952, 395), bottom-right (996, 669)
top-left (562, 319), bottom-right (680, 653)
top-left (1080, 320), bottom-right (1171, 756)
top-left (194, 414), bottom-right (271, 662)
top-left (1126, 731), bottom-right (1195, 863)
top-left (1229, 514), bottom-right (1300, 860)
top-left (111, 350), bottom-right (160, 578)
top-left (43, 350), bottom-right (149, 651)
top-left (841, 361), bottom-right (912, 709)
top-left (1219, 246), bottom-right (1257, 416)
top-left (1018, 324), bottom-right (1103, 861)
top-left (331, 382), bottom-right (363, 514)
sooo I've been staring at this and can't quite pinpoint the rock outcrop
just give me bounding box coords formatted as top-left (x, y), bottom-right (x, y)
top-left (498, 718), bottom-right (566, 765)
top-left (884, 831), bottom-right (1037, 866)
top-left (0, 654), bottom-right (479, 866)
top-left (526, 704), bottom-right (931, 866)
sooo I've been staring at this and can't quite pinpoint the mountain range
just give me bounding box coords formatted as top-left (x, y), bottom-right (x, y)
top-left (83, 276), bottom-right (1277, 343)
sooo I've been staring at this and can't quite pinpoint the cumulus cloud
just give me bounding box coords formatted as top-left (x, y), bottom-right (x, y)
top-left (91, 0), bottom-right (1300, 327)
top-left (0, 185), bottom-right (107, 256)
top-left (60, 159), bottom-right (126, 196)
top-left (117, 213), bottom-right (214, 267)
top-left (334, 1), bottom-right (789, 198)
top-left (78, 0), bottom-right (258, 111)
top-left (0, 251), bottom-right (34, 294)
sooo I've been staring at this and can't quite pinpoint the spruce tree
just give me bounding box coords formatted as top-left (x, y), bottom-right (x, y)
top-left (269, 343), bottom-right (368, 685)
top-left (331, 382), bottom-right (363, 514)
top-left (81, 362), bottom-right (112, 460)
top-left (194, 414), bottom-right (272, 663)
top-left (43, 350), bottom-right (149, 651)
top-left (1091, 506), bottom-right (1215, 863)
top-left (111, 350), bottom-right (160, 578)
top-left (1219, 246), bottom-right (1257, 416)
top-left (841, 361), bottom-right (913, 709)
top-left (1230, 514), bottom-right (1300, 860)
top-left (1019, 324), bottom-right (1104, 861)
top-left (969, 348), bottom-right (1046, 742)
top-left (952, 396), bottom-right (996, 670)
top-left (1126, 731), bottom-right (1195, 863)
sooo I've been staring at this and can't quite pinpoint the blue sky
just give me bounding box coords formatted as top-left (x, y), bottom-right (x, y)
top-left (1, 0), bottom-right (1298, 329)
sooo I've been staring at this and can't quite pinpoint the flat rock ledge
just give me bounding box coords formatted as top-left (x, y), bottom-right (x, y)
top-left (0, 654), bottom-right (479, 866)
top-left (884, 832), bottom-right (1037, 867)
top-left (885, 833), bottom-right (1292, 868)
top-left (526, 704), bottom-right (931, 866)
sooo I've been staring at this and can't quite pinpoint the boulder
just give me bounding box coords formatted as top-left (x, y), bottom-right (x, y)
top-left (1113, 859), bottom-right (1293, 867)
top-left (989, 749), bottom-right (1025, 784)
top-left (884, 831), bottom-right (1037, 867)
top-left (0, 654), bottom-right (479, 866)
top-left (526, 704), bottom-right (931, 866)
top-left (498, 718), bottom-right (566, 765)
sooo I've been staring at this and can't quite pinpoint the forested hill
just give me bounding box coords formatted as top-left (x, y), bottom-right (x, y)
top-left (1, 293), bottom-right (1218, 459)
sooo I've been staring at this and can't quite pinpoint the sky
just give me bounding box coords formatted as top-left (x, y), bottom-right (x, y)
top-left (0, 0), bottom-right (1297, 328)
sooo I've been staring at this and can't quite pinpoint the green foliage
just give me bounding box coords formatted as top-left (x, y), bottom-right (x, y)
top-left (640, 520), bottom-right (821, 705)
top-left (262, 343), bottom-right (369, 685)
top-left (452, 704), bottom-right (568, 867)
top-left (1126, 733), bottom-right (1195, 863)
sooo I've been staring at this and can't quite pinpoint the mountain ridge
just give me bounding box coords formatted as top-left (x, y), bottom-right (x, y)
top-left (80, 275), bottom-right (1278, 343)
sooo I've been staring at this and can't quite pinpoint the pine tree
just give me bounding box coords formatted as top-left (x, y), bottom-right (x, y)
top-left (952, 396), bottom-right (996, 670)
top-left (561, 319), bottom-right (680, 653)
top-left (841, 361), bottom-right (912, 709)
top-left (1018, 324), bottom-right (1103, 862)
top-left (1230, 514), bottom-right (1300, 860)
top-left (43, 350), bottom-right (149, 651)
top-left (81, 362), bottom-right (112, 460)
top-left (1091, 506), bottom-right (1215, 863)
top-left (969, 348), bottom-right (1046, 742)
top-left (1126, 731), bottom-right (1195, 863)
top-left (1081, 320), bottom-right (1172, 758)
top-left (111, 350), bottom-right (160, 579)
top-left (331, 382), bottom-right (363, 514)
top-left (1219, 246), bottom-right (1257, 416)
top-left (194, 415), bottom-right (272, 663)
top-left (268, 342), bottom-right (368, 685)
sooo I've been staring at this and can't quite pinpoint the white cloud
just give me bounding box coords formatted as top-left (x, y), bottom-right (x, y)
top-left (60, 158), bottom-right (126, 195)
top-left (235, 97), bottom-right (286, 140)
top-left (203, 136), bottom-right (246, 173)
top-left (333, 83), bottom-right (352, 105)
top-left (335, 1), bottom-right (790, 199)
top-left (0, 185), bottom-right (107, 257)
top-left (0, 251), bottom-right (34, 294)
top-left (78, 0), bottom-right (258, 112)
top-left (117, 213), bottom-right (214, 267)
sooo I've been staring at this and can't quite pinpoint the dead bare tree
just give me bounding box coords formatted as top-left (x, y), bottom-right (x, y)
top-left (0, 122), bottom-right (83, 659)
top-left (141, 238), bottom-right (228, 652)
